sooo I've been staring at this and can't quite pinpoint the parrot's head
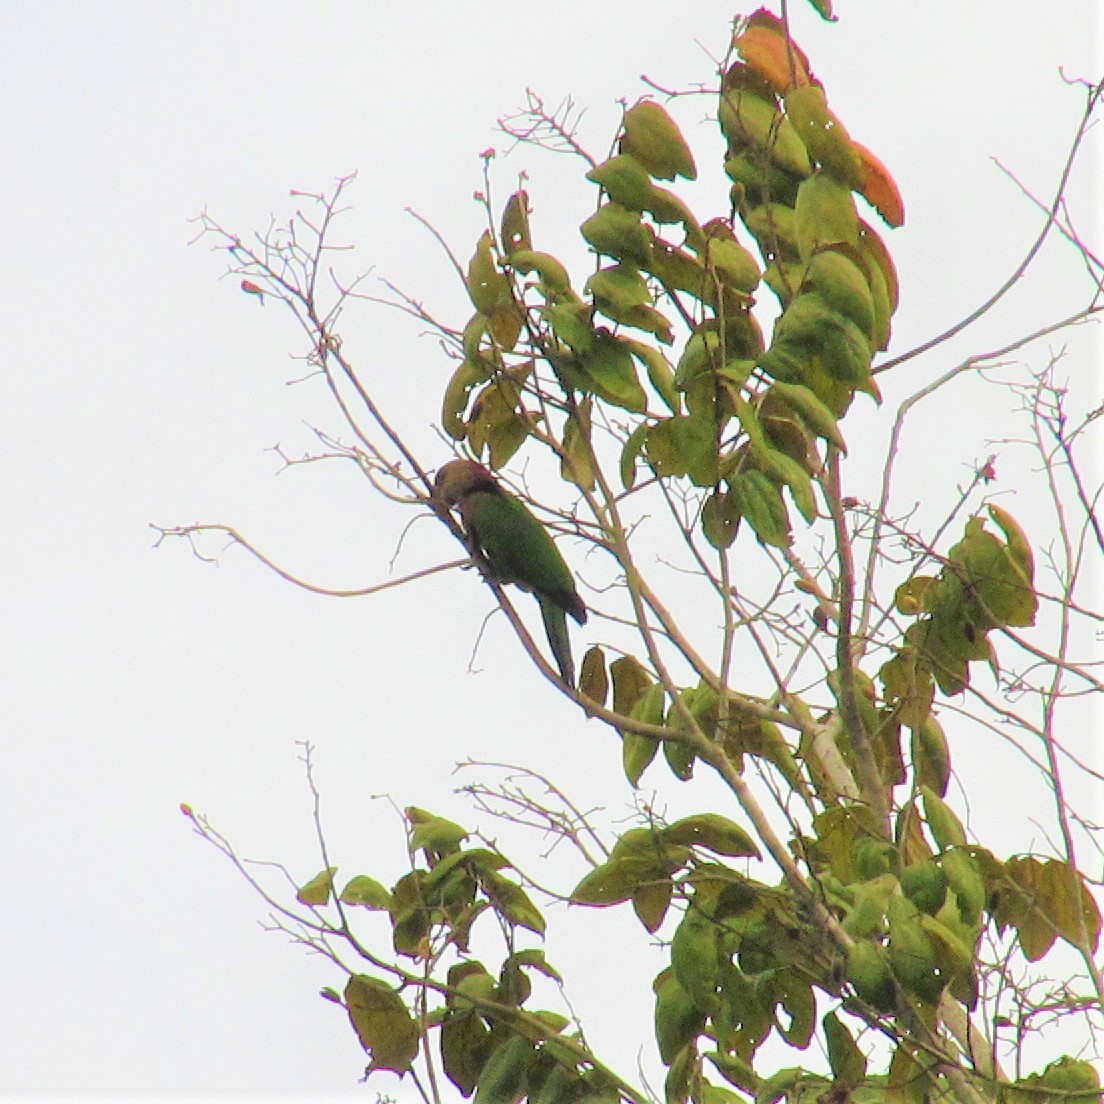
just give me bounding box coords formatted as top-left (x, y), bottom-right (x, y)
top-left (434, 459), bottom-right (496, 507)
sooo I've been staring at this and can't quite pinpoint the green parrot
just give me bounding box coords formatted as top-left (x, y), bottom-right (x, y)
top-left (434, 459), bottom-right (587, 684)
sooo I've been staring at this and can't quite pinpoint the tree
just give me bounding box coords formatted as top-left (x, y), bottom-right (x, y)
top-left (162, 6), bottom-right (1102, 1102)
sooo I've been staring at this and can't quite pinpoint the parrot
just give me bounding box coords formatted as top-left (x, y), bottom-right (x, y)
top-left (434, 459), bottom-right (587, 685)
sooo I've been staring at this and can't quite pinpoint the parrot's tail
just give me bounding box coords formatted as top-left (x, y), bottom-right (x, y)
top-left (538, 599), bottom-right (575, 686)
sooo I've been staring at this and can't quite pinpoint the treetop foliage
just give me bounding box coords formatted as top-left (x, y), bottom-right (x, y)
top-left (169, 5), bottom-right (1103, 1103)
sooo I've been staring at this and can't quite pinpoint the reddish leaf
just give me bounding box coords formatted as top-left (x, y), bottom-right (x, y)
top-left (734, 11), bottom-right (813, 93)
top-left (854, 142), bottom-right (905, 228)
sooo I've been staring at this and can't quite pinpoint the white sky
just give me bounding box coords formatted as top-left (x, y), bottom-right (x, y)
top-left (1, 2), bottom-right (1100, 1100)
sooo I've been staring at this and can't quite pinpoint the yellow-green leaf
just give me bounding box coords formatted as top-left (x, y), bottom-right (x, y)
top-left (663, 813), bottom-right (760, 858)
top-left (654, 971), bottom-right (707, 1064)
top-left (474, 1034), bottom-right (532, 1104)
top-left (407, 807), bottom-right (469, 853)
top-left (578, 645), bottom-right (609, 710)
top-left (340, 875), bottom-right (392, 910)
top-left (561, 396), bottom-right (596, 491)
top-left (823, 1010), bottom-right (867, 1088)
top-left (467, 230), bottom-right (510, 314)
top-left (718, 89), bottom-right (811, 177)
top-left (344, 974), bottom-right (420, 1073)
top-left (508, 249), bottom-right (572, 298)
top-left (622, 99), bottom-right (697, 181)
top-left (578, 330), bottom-right (647, 412)
top-left (784, 84), bottom-right (863, 187)
top-left (702, 489), bottom-right (740, 550)
top-left (623, 338), bottom-right (680, 414)
top-left (808, 247), bottom-right (876, 337)
top-left (580, 202), bottom-right (654, 265)
top-left (296, 866), bottom-right (337, 906)
top-left (499, 190), bottom-right (531, 256)
top-left (794, 171), bottom-right (859, 260)
top-left (671, 909), bottom-right (720, 1013)
top-left (921, 784), bottom-right (967, 852)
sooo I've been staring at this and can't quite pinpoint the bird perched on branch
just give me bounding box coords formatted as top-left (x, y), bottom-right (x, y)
top-left (434, 459), bottom-right (587, 685)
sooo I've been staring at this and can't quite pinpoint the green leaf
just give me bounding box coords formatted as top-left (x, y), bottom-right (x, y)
top-left (674, 327), bottom-right (722, 389)
top-left (729, 469), bottom-right (791, 548)
top-left (344, 974), bottom-right (420, 1073)
top-left (706, 1051), bottom-right (759, 1094)
top-left (673, 911), bottom-right (722, 1017)
top-left (623, 337), bottom-right (680, 414)
top-left (441, 358), bottom-right (489, 439)
top-left (441, 1010), bottom-right (491, 1096)
top-left (755, 1067), bottom-right (804, 1104)
top-left (407, 807), bottom-right (469, 854)
top-left (794, 171), bottom-right (859, 260)
top-left (654, 971), bottom-right (707, 1064)
top-left (509, 948), bottom-right (563, 984)
top-left (621, 99), bottom-right (697, 181)
top-left (340, 875), bottom-right (392, 910)
top-left (500, 189), bottom-right (532, 255)
top-left (632, 878), bottom-right (673, 934)
top-left (296, 866), bottom-right (337, 906)
top-left (807, 247), bottom-right (876, 338)
top-left (571, 854), bottom-right (661, 907)
top-left (474, 1034), bottom-right (533, 1104)
top-left (509, 249), bottom-right (573, 298)
top-left (580, 202), bottom-right (654, 265)
top-left (448, 960), bottom-right (497, 1009)
top-left (624, 682), bottom-right (666, 786)
top-left (662, 736), bottom-right (696, 782)
top-left (888, 1044), bottom-right (932, 1104)
top-left (900, 860), bottom-right (947, 916)
top-left (910, 714), bottom-right (950, 796)
top-left (619, 422), bottom-right (650, 489)
top-left (544, 301), bottom-right (595, 352)
top-left (823, 1010), bottom-right (867, 1088)
top-left (702, 489), bottom-right (740, 550)
top-left (784, 85), bottom-right (863, 187)
top-left (587, 153), bottom-right (658, 212)
top-left (610, 655), bottom-right (652, 716)
top-left (578, 645), bottom-right (609, 711)
top-left (467, 230), bottom-right (510, 314)
top-left (772, 970), bottom-right (816, 1047)
top-left (586, 263), bottom-right (651, 316)
top-left (697, 222), bottom-right (761, 294)
top-left (743, 201), bottom-right (801, 259)
top-left (663, 813), bottom-right (760, 858)
top-left (482, 871), bottom-right (546, 935)
top-left (1012, 1057), bottom-right (1102, 1104)
top-left (561, 397), bottom-right (596, 491)
top-left (920, 784), bottom-right (967, 851)
top-left (719, 89), bottom-right (812, 177)
top-left (845, 939), bottom-right (895, 1012)
top-left (769, 380), bottom-right (847, 450)
top-left (940, 847), bottom-right (987, 926)
top-left (578, 330), bottom-right (647, 412)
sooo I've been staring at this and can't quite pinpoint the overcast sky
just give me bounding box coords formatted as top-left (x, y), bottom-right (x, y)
top-left (1, 3), bottom-right (1100, 1100)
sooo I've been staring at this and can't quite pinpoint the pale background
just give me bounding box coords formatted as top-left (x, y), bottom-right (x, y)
top-left (1, 2), bottom-right (1100, 1100)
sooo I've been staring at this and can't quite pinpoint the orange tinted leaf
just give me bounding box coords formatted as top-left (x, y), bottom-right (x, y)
top-left (734, 12), bottom-right (812, 93)
top-left (855, 142), bottom-right (905, 228)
